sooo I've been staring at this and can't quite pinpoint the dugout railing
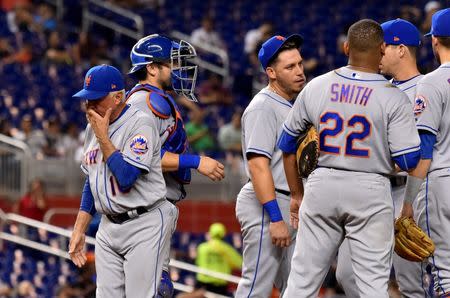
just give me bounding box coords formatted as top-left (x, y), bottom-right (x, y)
top-left (0, 210), bottom-right (240, 297)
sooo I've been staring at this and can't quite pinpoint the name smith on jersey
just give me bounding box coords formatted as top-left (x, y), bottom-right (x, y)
top-left (330, 83), bottom-right (373, 106)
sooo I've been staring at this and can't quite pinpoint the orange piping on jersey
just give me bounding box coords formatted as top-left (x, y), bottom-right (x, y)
top-left (344, 114), bottom-right (372, 159)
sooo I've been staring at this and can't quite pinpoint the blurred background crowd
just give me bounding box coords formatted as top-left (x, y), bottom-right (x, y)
top-left (0, 0), bottom-right (446, 297)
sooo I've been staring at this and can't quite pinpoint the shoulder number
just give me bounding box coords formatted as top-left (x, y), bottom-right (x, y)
top-left (320, 111), bottom-right (371, 158)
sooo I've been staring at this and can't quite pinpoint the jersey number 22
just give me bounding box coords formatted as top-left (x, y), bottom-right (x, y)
top-left (319, 111), bottom-right (371, 157)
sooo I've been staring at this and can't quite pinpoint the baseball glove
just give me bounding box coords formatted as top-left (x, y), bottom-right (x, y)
top-left (394, 216), bottom-right (435, 262)
top-left (296, 126), bottom-right (319, 178)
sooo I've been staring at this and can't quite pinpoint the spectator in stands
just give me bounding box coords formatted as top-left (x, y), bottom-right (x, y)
top-left (15, 280), bottom-right (37, 298)
top-left (185, 109), bottom-right (215, 154)
top-left (0, 37), bottom-right (14, 61)
top-left (45, 31), bottom-right (72, 65)
top-left (60, 123), bottom-right (80, 159)
top-left (33, 3), bottom-right (56, 33)
top-left (191, 17), bottom-right (224, 50)
top-left (12, 115), bottom-right (46, 158)
top-left (0, 117), bottom-right (13, 137)
top-left (71, 31), bottom-right (95, 68)
top-left (218, 110), bottom-right (242, 175)
top-left (244, 22), bottom-right (274, 55)
top-left (13, 178), bottom-right (47, 221)
top-left (43, 117), bottom-right (64, 158)
top-left (197, 72), bottom-right (232, 105)
top-left (422, 1), bottom-right (441, 33)
top-left (6, 2), bottom-right (33, 35)
top-left (218, 110), bottom-right (242, 155)
top-left (195, 223), bottom-right (242, 296)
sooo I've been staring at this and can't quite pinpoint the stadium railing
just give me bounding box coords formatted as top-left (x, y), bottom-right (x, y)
top-left (82, 0), bottom-right (144, 40)
top-left (0, 210), bottom-right (240, 297)
top-left (0, 135), bottom-right (31, 200)
top-left (170, 30), bottom-right (231, 87)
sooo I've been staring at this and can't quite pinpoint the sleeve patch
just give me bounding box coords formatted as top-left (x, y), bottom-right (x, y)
top-left (130, 135), bottom-right (149, 157)
top-left (414, 95), bottom-right (427, 118)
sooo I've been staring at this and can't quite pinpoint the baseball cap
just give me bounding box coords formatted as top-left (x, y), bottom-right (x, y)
top-left (258, 34), bottom-right (303, 69)
top-left (73, 65), bottom-right (125, 100)
top-left (425, 8), bottom-right (450, 37)
top-left (381, 19), bottom-right (421, 46)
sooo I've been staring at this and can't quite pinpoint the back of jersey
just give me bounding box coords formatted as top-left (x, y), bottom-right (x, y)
top-left (415, 63), bottom-right (450, 172)
top-left (285, 66), bottom-right (420, 175)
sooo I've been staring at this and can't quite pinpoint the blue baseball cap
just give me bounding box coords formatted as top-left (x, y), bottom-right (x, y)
top-left (381, 19), bottom-right (421, 46)
top-left (425, 8), bottom-right (450, 37)
top-left (73, 65), bottom-right (125, 100)
top-left (258, 34), bottom-right (303, 69)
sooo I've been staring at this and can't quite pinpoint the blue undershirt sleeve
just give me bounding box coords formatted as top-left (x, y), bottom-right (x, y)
top-left (107, 151), bottom-right (141, 192)
top-left (392, 150), bottom-right (421, 171)
top-left (80, 178), bottom-right (96, 216)
top-left (419, 130), bottom-right (436, 160)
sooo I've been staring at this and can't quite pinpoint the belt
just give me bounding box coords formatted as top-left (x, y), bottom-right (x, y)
top-left (390, 176), bottom-right (407, 187)
top-left (106, 206), bottom-right (150, 224)
top-left (275, 188), bottom-right (291, 197)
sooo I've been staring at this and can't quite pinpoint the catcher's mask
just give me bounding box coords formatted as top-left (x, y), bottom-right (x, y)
top-left (129, 34), bottom-right (198, 102)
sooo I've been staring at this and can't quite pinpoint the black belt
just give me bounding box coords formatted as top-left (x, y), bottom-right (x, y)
top-left (106, 206), bottom-right (149, 224)
top-left (390, 176), bottom-right (407, 187)
top-left (275, 188), bottom-right (291, 196)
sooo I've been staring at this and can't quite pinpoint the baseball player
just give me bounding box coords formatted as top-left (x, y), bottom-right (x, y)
top-left (126, 34), bottom-right (225, 297)
top-left (68, 64), bottom-right (177, 297)
top-left (336, 18), bottom-right (426, 297)
top-left (278, 19), bottom-right (420, 297)
top-left (400, 8), bottom-right (450, 297)
top-left (236, 34), bottom-right (305, 297)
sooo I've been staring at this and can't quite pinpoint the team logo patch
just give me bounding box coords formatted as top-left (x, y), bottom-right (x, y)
top-left (130, 135), bottom-right (148, 156)
top-left (414, 95), bottom-right (427, 117)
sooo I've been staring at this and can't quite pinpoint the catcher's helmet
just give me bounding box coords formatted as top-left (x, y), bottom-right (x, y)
top-left (129, 34), bottom-right (198, 102)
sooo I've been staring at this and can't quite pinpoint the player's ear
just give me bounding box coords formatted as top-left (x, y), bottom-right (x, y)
top-left (398, 44), bottom-right (406, 58)
top-left (147, 63), bottom-right (157, 77)
top-left (343, 41), bottom-right (349, 56)
top-left (266, 67), bottom-right (276, 80)
top-left (380, 42), bottom-right (386, 57)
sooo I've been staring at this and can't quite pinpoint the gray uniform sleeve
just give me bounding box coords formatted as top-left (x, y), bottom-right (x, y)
top-left (244, 108), bottom-right (277, 159)
top-left (121, 121), bottom-right (157, 173)
top-left (283, 86), bottom-right (311, 137)
top-left (80, 125), bottom-right (91, 175)
top-left (388, 93), bottom-right (421, 157)
top-left (415, 81), bottom-right (441, 135)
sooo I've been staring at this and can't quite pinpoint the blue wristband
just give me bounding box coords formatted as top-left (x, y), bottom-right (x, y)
top-left (263, 199), bottom-right (283, 222)
top-left (179, 154), bottom-right (201, 169)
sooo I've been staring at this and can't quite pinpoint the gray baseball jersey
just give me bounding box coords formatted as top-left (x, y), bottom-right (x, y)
top-left (236, 87), bottom-right (296, 297)
top-left (283, 67), bottom-right (420, 175)
top-left (81, 105), bottom-right (177, 297)
top-left (81, 105), bottom-right (166, 214)
top-left (241, 87), bottom-right (291, 191)
top-left (336, 74), bottom-right (427, 298)
top-left (414, 62), bottom-right (450, 295)
top-left (126, 89), bottom-right (184, 201)
top-left (282, 66), bottom-right (420, 298)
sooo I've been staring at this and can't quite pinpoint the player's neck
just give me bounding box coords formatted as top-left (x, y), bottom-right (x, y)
top-left (438, 49), bottom-right (450, 65)
top-left (268, 83), bottom-right (295, 101)
top-left (393, 64), bottom-right (420, 81)
top-left (139, 79), bottom-right (162, 90)
top-left (347, 64), bottom-right (378, 73)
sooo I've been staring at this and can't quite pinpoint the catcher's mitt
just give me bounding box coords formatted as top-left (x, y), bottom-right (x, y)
top-left (296, 126), bottom-right (319, 178)
top-left (394, 216), bottom-right (435, 262)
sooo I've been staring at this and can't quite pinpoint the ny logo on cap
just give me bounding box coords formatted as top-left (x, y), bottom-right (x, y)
top-left (85, 75), bottom-right (92, 87)
top-left (393, 36), bottom-right (400, 41)
top-left (111, 84), bottom-right (116, 89)
top-left (275, 35), bottom-right (286, 41)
